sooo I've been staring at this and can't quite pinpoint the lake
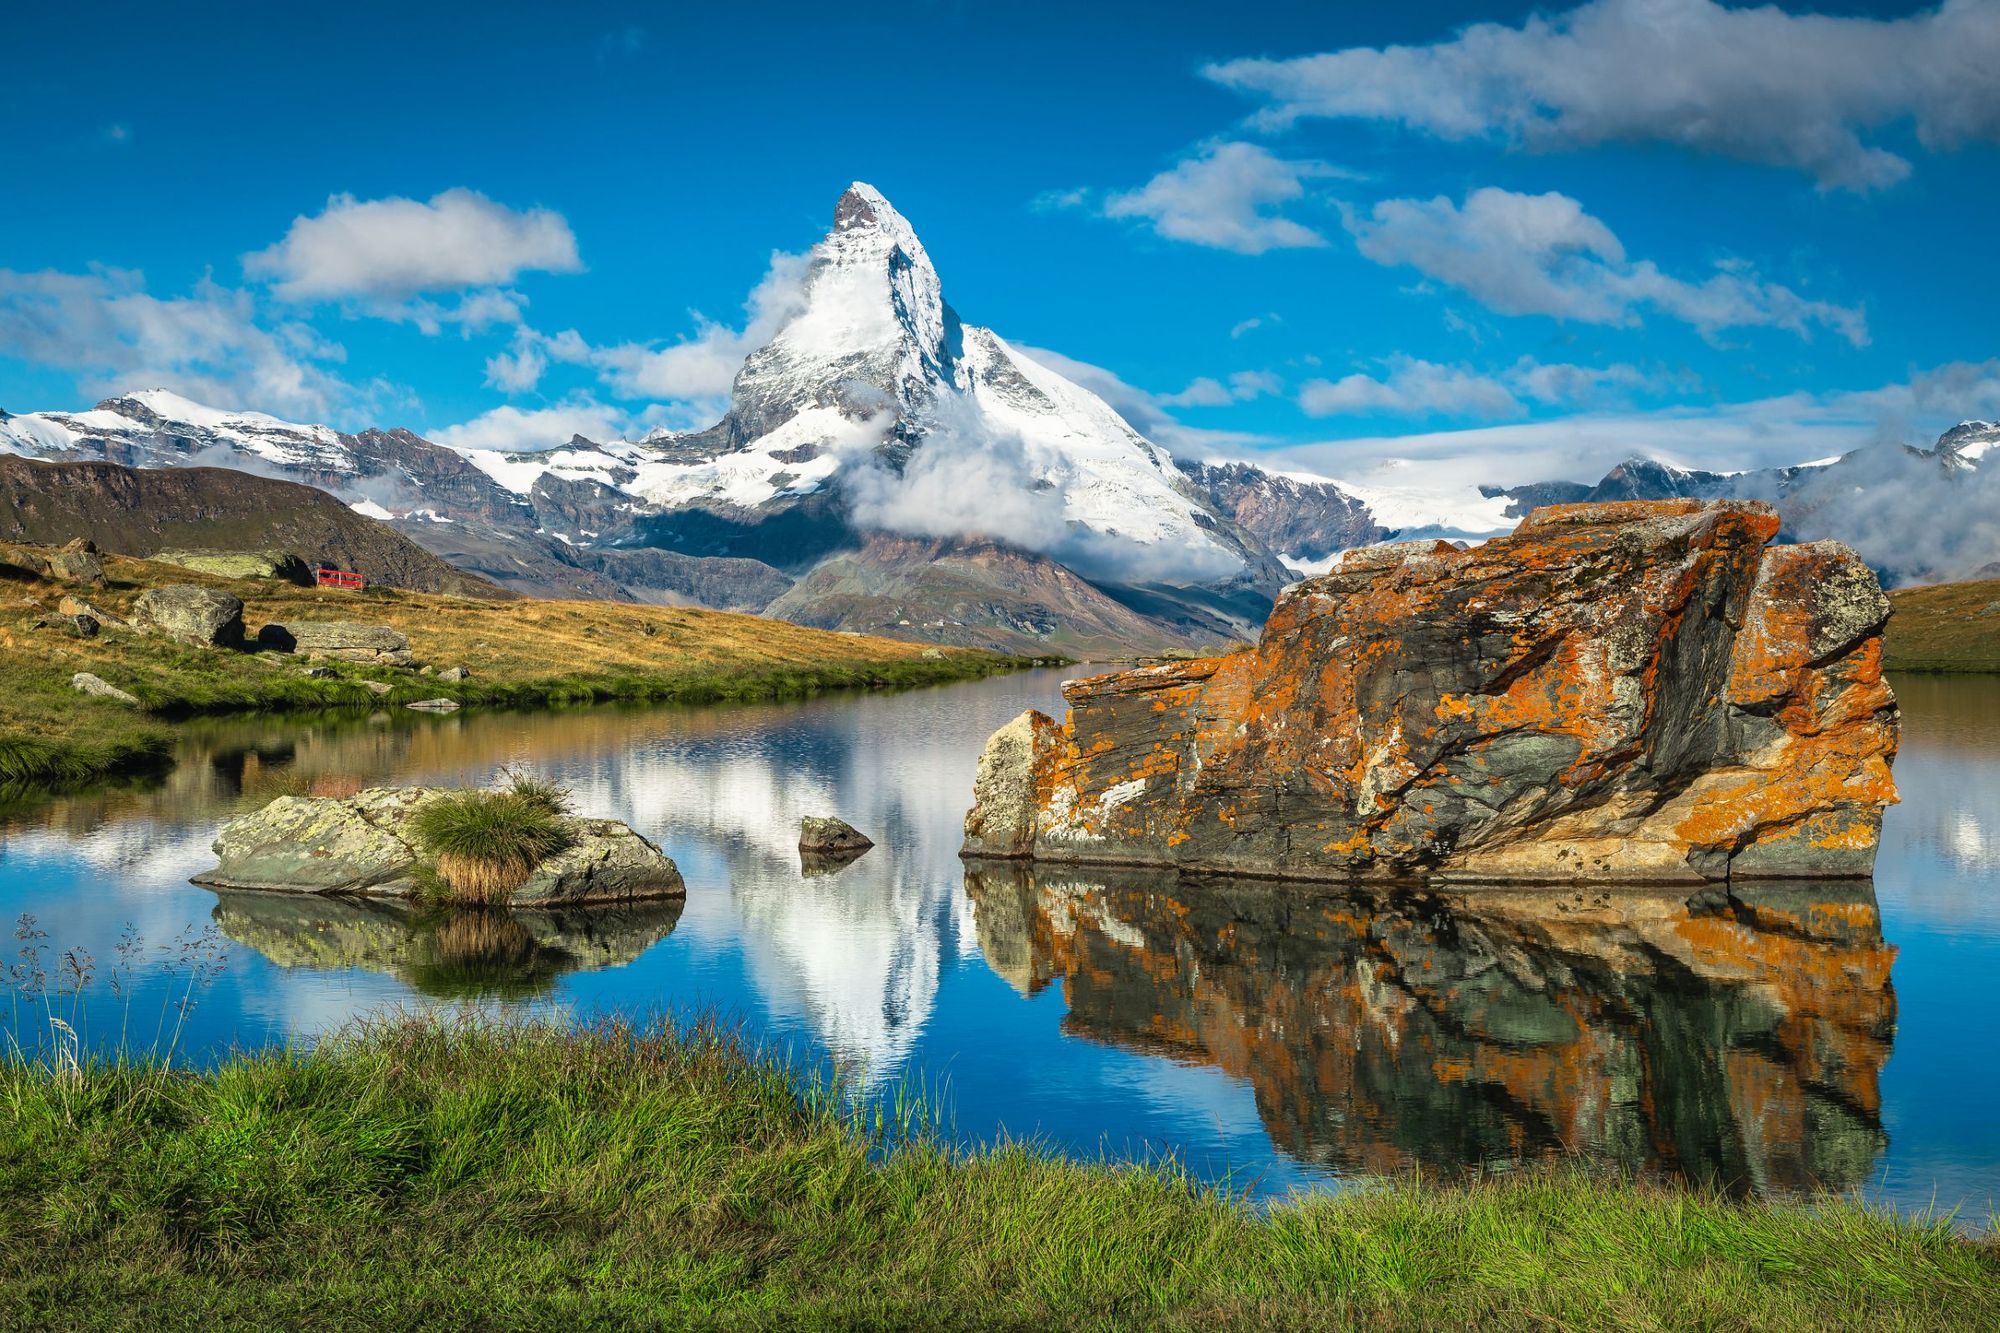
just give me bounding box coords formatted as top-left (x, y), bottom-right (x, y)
top-left (4, 668), bottom-right (1996, 1219)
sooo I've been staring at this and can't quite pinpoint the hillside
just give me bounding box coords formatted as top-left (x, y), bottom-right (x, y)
top-left (0, 455), bottom-right (505, 599)
top-left (1887, 577), bottom-right (2000, 671)
top-left (0, 548), bottom-right (1026, 792)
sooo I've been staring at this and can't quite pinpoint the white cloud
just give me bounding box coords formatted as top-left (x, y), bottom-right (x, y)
top-left (483, 326), bottom-right (590, 394)
top-left (1158, 369), bottom-right (1282, 408)
top-left (1345, 186), bottom-right (1867, 345)
top-left (1299, 354), bottom-right (1663, 420)
top-left (588, 250), bottom-right (810, 400)
top-left (1301, 358), bottom-right (1522, 419)
top-left (1103, 142), bottom-right (1345, 254)
top-left (0, 266), bottom-right (352, 419)
top-left (429, 396), bottom-right (639, 453)
top-left (1273, 357), bottom-right (2000, 493)
top-left (244, 189), bottom-right (582, 302)
top-left (1205, 0), bottom-right (2000, 191)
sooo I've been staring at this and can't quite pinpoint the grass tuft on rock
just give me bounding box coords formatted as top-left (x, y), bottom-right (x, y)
top-left (0, 1017), bottom-right (1994, 1331)
top-left (411, 790), bottom-right (574, 905)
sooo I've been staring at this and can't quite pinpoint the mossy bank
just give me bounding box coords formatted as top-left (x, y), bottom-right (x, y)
top-left (0, 549), bottom-right (1039, 794)
top-left (1, 1019), bottom-right (1993, 1331)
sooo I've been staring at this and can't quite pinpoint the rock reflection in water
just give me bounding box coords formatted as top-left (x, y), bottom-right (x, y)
top-left (965, 865), bottom-right (1896, 1194)
top-left (211, 890), bottom-right (685, 998)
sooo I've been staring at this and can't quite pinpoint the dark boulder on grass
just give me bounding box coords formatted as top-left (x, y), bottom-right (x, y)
top-left (134, 584), bottom-right (245, 647)
top-left (193, 785), bottom-right (684, 907)
top-left (799, 816), bottom-right (874, 857)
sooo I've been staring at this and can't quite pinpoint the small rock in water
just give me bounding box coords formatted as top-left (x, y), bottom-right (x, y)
top-left (799, 815), bottom-right (874, 857)
top-left (71, 671), bottom-right (138, 705)
top-left (406, 697), bottom-right (460, 712)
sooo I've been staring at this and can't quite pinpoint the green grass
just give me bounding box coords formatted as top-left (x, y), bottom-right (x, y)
top-left (1887, 577), bottom-right (2000, 672)
top-left (1, 1018), bottom-right (1993, 1331)
top-left (410, 789), bottom-right (577, 904)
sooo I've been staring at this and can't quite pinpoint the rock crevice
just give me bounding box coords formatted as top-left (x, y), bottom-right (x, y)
top-left (962, 500), bottom-right (1899, 884)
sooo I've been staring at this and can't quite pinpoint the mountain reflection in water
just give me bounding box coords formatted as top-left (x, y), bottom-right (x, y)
top-left (965, 865), bottom-right (1895, 1194)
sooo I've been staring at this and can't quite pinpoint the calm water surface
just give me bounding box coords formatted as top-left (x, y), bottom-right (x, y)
top-left (4, 669), bottom-right (1997, 1218)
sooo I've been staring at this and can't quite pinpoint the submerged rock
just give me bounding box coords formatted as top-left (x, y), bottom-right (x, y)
top-left (134, 584), bottom-right (244, 647)
top-left (194, 786), bottom-right (685, 905)
top-left (799, 815), bottom-right (874, 856)
top-left (962, 500), bottom-right (1900, 884)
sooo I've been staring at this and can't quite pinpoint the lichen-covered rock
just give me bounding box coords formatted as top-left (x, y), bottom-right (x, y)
top-left (264, 620), bottom-right (414, 667)
top-left (962, 500), bottom-right (1899, 884)
top-left (71, 671), bottom-right (138, 705)
top-left (799, 815), bottom-right (874, 855)
top-left (134, 584), bottom-right (245, 647)
top-left (514, 821), bottom-right (687, 904)
top-left (152, 548), bottom-right (307, 582)
top-left (194, 786), bottom-right (685, 905)
top-left (47, 539), bottom-right (106, 585)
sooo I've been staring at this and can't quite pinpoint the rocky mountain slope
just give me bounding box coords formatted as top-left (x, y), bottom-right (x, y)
top-left (0, 455), bottom-right (505, 597)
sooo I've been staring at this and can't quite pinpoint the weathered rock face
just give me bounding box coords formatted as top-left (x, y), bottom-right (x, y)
top-left (964, 500), bottom-right (1899, 884)
top-left (194, 786), bottom-right (686, 906)
top-left (133, 584), bottom-right (245, 647)
top-left (263, 620), bottom-right (415, 667)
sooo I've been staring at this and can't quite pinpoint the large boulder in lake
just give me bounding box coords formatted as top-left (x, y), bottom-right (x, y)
top-left (263, 620), bottom-right (414, 667)
top-left (194, 786), bottom-right (685, 905)
top-left (134, 584), bottom-right (245, 647)
top-left (962, 500), bottom-right (1900, 884)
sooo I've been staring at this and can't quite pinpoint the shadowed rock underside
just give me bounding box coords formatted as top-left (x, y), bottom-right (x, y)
top-left (963, 500), bottom-right (1900, 884)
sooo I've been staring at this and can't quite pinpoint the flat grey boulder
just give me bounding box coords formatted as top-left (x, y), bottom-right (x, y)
top-left (263, 620), bottom-right (414, 667)
top-left (194, 786), bottom-right (684, 906)
top-left (134, 585), bottom-right (245, 647)
top-left (71, 671), bottom-right (138, 705)
top-left (799, 815), bottom-right (874, 856)
top-left (407, 697), bottom-right (459, 712)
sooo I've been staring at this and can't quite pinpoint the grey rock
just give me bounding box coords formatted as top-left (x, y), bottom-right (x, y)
top-left (302, 666), bottom-right (337, 679)
top-left (960, 711), bottom-right (1061, 858)
top-left (71, 671), bottom-right (138, 705)
top-left (513, 820), bottom-right (687, 904)
top-left (360, 679), bottom-right (394, 695)
top-left (799, 815), bottom-right (874, 855)
top-left (58, 594), bottom-right (126, 628)
top-left (133, 585), bottom-right (245, 647)
top-left (46, 539), bottom-right (106, 585)
top-left (36, 612), bottom-right (99, 637)
top-left (406, 697), bottom-right (460, 712)
top-left (194, 785), bottom-right (684, 906)
top-left (264, 620), bottom-right (414, 667)
top-left (437, 666), bottom-right (469, 682)
top-left (151, 549), bottom-right (307, 582)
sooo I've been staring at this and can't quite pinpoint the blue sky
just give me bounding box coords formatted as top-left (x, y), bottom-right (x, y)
top-left (3, 0), bottom-right (1997, 487)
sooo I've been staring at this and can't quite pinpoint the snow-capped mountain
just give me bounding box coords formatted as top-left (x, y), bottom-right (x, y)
top-left (5, 184), bottom-right (1999, 645)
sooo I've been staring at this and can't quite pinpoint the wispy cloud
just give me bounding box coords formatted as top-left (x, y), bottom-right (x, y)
top-left (1345, 186), bottom-right (1867, 345)
top-left (1205, 0), bottom-right (2000, 191)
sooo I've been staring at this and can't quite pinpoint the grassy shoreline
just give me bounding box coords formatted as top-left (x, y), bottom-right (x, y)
top-left (2, 1018), bottom-right (1993, 1330)
top-left (1885, 576), bottom-right (2000, 673)
top-left (0, 550), bottom-right (1043, 795)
